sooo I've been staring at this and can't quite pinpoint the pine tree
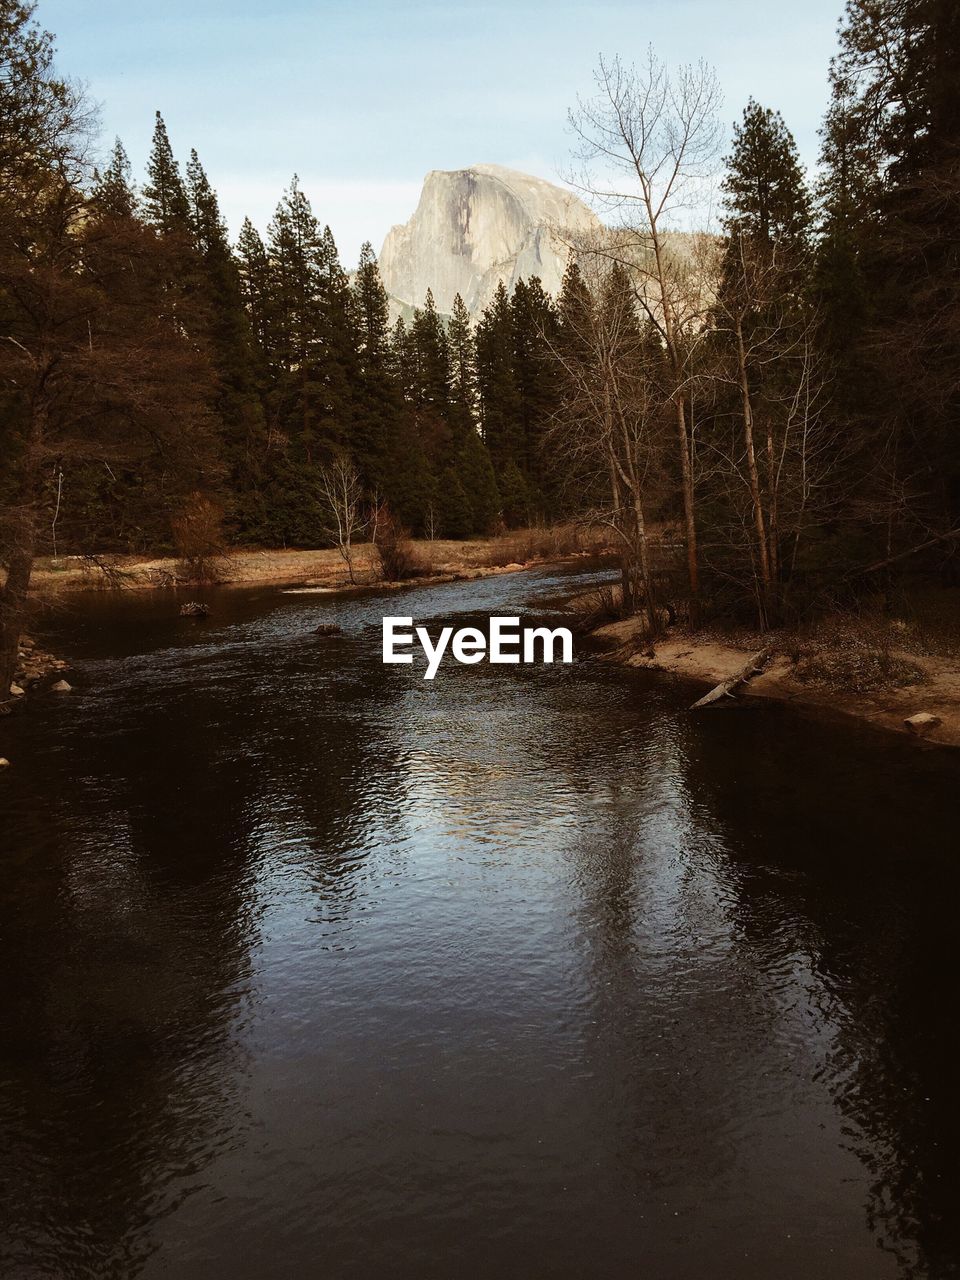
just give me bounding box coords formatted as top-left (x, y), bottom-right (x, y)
top-left (92, 138), bottom-right (137, 220)
top-left (266, 176), bottom-right (323, 378)
top-left (179, 150), bottom-right (271, 539)
top-left (476, 281), bottom-right (521, 500)
top-left (0, 11), bottom-right (219, 701)
top-left (817, 0), bottom-right (960, 538)
top-left (722, 99), bottom-right (812, 257)
top-left (497, 459), bottom-right (529, 528)
top-left (410, 288), bottom-right (451, 419)
top-left (142, 111), bottom-right (190, 234)
top-left (444, 291), bottom-right (500, 533)
top-left (314, 223), bottom-right (358, 458)
top-left (436, 466), bottom-right (473, 538)
top-left (186, 148), bottom-right (227, 255)
top-left (557, 260), bottom-right (593, 362)
top-left (236, 217), bottom-right (272, 352)
top-left (351, 242), bottom-right (396, 491)
top-left (511, 276), bottom-right (560, 517)
top-left (447, 292), bottom-right (477, 425)
top-left (459, 426), bottom-right (500, 533)
top-left (719, 101), bottom-right (816, 622)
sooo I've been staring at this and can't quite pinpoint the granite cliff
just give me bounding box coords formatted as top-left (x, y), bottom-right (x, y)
top-left (378, 164), bottom-right (601, 318)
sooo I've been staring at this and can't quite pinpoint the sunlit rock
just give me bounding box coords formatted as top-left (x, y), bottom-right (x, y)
top-left (379, 163), bottom-right (601, 317)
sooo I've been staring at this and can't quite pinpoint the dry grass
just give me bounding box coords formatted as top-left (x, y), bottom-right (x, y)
top-left (29, 526), bottom-right (598, 596)
top-left (792, 620), bottom-right (928, 693)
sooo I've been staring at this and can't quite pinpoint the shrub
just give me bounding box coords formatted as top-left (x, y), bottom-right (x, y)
top-left (171, 493), bottom-right (227, 584)
top-left (794, 623), bottom-right (927, 693)
top-left (375, 508), bottom-right (427, 581)
top-left (570, 585), bottom-right (626, 632)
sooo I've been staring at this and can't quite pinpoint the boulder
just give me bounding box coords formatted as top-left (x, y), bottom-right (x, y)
top-left (314, 623), bottom-right (343, 636)
top-left (9, 683), bottom-right (24, 697)
top-left (0, 758), bottom-right (9, 769)
top-left (180, 601), bottom-right (210, 618)
top-left (904, 711), bottom-right (941, 736)
top-left (50, 679), bottom-right (72, 693)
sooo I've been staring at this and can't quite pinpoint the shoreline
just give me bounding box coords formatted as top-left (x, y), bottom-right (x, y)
top-left (585, 613), bottom-right (960, 749)
top-left (27, 539), bottom-right (591, 599)
top-left (22, 547), bottom-right (960, 750)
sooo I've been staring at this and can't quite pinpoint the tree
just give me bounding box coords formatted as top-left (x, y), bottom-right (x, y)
top-left (476, 281), bottom-right (520, 480)
top-left (409, 288), bottom-right (451, 420)
top-left (0, 6), bottom-right (219, 706)
top-left (716, 101), bottom-right (817, 624)
top-left (510, 276), bottom-right (561, 517)
top-left (92, 138), bottom-right (136, 219)
top-left (722, 99), bottom-right (812, 259)
top-left (142, 111), bottom-right (189, 234)
top-left (447, 292), bottom-right (477, 425)
top-left (318, 452), bottom-right (365, 583)
top-left (816, 0), bottom-right (960, 565)
top-left (569, 50), bottom-right (722, 621)
top-left (351, 241), bottom-right (396, 491)
top-left (236, 217), bottom-right (272, 351)
top-left (547, 260), bottom-right (666, 626)
top-left (185, 150), bottom-right (270, 540)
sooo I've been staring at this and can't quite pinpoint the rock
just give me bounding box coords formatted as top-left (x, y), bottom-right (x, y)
top-left (503, 563), bottom-right (524, 572)
top-left (904, 711), bottom-right (941, 736)
top-left (314, 623), bottom-right (342, 636)
top-left (9, 683), bottom-right (24, 697)
top-left (379, 164), bottom-right (602, 319)
top-left (179, 601), bottom-right (210, 617)
top-left (0, 758), bottom-right (9, 769)
top-left (50, 679), bottom-right (72, 693)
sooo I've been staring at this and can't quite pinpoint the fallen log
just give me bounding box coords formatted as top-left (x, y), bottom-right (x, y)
top-left (690, 647), bottom-right (774, 709)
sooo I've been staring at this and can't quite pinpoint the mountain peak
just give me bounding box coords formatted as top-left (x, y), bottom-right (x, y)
top-left (379, 163), bottom-right (600, 317)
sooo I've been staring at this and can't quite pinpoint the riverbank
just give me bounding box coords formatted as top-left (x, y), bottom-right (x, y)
top-left (583, 609), bottom-right (960, 748)
top-left (6, 533), bottom-right (601, 710)
top-left (27, 531), bottom-right (596, 598)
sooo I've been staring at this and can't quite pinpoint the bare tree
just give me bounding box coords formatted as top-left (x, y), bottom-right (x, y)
top-left (318, 453), bottom-right (366, 584)
top-left (704, 242), bottom-right (839, 626)
top-left (547, 257), bottom-right (667, 631)
top-left (568, 49), bottom-right (722, 622)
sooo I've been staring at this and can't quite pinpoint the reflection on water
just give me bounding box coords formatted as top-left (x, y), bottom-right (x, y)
top-left (0, 568), bottom-right (957, 1278)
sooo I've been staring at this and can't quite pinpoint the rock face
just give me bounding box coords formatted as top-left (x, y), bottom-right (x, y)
top-left (379, 164), bottom-right (601, 317)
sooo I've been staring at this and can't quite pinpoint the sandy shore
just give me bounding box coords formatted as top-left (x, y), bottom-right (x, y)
top-left (588, 614), bottom-right (960, 749)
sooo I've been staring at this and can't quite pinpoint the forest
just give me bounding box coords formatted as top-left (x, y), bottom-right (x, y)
top-left (2, 0), bottom-right (959, 698)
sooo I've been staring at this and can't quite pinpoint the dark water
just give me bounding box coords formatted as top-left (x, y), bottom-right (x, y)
top-left (1, 567), bottom-right (958, 1279)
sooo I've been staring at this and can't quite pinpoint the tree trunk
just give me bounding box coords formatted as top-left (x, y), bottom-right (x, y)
top-left (646, 199), bottom-right (699, 623)
top-left (689, 647), bottom-right (774, 709)
top-left (0, 394), bottom-right (46, 712)
top-left (735, 316), bottom-right (772, 625)
top-left (768, 424), bottom-right (783, 593)
top-left (674, 391), bottom-right (699, 624)
top-left (0, 542), bottom-right (34, 713)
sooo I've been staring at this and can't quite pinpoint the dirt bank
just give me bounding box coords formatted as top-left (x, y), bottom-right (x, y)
top-left (586, 613), bottom-right (960, 749)
top-left (28, 537), bottom-right (586, 598)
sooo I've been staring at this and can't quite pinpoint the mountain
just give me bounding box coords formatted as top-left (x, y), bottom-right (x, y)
top-left (378, 163), bottom-right (601, 318)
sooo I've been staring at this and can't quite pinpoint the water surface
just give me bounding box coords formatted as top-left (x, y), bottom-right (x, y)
top-left (1, 567), bottom-right (957, 1278)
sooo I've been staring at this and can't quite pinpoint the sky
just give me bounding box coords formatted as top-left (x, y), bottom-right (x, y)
top-left (40, 0), bottom-right (843, 266)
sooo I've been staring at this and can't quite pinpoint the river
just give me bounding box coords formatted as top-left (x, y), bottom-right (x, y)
top-left (0, 565), bottom-right (957, 1279)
